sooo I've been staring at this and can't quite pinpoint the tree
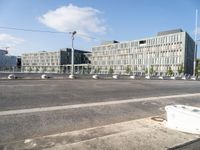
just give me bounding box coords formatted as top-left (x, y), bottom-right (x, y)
top-left (134, 66), bottom-right (138, 72)
top-left (94, 67), bottom-right (101, 74)
top-left (178, 64), bottom-right (184, 75)
top-left (167, 67), bottom-right (174, 76)
top-left (108, 67), bottom-right (114, 74)
top-left (94, 68), bottom-right (97, 74)
top-left (105, 66), bottom-right (108, 74)
top-left (51, 67), bottom-right (55, 73)
top-left (126, 65), bottom-right (132, 74)
top-left (197, 65), bottom-right (200, 76)
top-left (132, 67), bottom-right (134, 75)
top-left (36, 67), bottom-right (39, 72)
top-left (83, 67), bottom-right (86, 74)
top-left (28, 67), bottom-right (32, 72)
top-left (86, 66), bottom-right (90, 74)
top-left (150, 66), bottom-right (154, 75)
top-left (195, 59), bottom-right (200, 76)
top-left (43, 67), bottom-right (47, 73)
top-left (145, 68), bottom-right (148, 74)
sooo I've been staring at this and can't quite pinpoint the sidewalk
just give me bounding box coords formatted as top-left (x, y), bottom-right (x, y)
top-left (2, 116), bottom-right (200, 150)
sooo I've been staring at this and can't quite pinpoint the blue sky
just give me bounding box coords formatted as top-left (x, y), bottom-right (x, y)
top-left (0, 0), bottom-right (200, 56)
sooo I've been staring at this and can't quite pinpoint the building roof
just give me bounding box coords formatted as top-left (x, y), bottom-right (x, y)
top-left (0, 49), bottom-right (8, 54)
top-left (157, 29), bottom-right (183, 36)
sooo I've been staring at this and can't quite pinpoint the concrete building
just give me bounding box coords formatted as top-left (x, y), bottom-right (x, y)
top-left (0, 49), bottom-right (17, 71)
top-left (92, 29), bottom-right (195, 76)
top-left (22, 48), bottom-right (91, 73)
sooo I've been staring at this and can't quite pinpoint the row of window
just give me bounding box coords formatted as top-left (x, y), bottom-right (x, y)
top-left (95, 65), bottom-right (181, 72)
top-left (93, 50), bottom-right (182, 62)
top-left (93, 33), bottom-right (184, 52)
top-left (22, 56), bottom-right (60, 60)
top-left (93, 56), bottom-right (182, 65)
top-left (22, 63), bottom-right (59, 66)
top-left (93, 45), bottom-right (182, 56)
top-left (22, 52), bottom-right (59, 57)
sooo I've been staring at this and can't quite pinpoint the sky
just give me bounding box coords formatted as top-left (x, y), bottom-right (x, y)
top-left (0, 0), bottom-right (200, 56)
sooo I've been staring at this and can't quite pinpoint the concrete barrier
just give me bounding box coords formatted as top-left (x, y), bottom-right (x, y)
top-left (191, 76), bottom-right (197, 80)
top-left (1, 72), bottom-right (200, 81)
top-left (69, 74), bottom-right (75, 79)
top-left (165, 105), bottom-right (200, 134)
top-left (41, 74), bottom-right (48, 79)
top-left (8, 74), bottom-right (16, 79)
top-left (145, 75), bottom-right (150, 79)
top-left (112, 75), bottom-right (118, 79)
top-left (181, 76), bottom-right (187, 80)
top-left (92, 75), bottom-right (99, 79)
top-left (130, 75), bottom-right (136, 79)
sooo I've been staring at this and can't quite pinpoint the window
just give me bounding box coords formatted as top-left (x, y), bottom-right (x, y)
top-left (139, 40), bottom-right (146, 44)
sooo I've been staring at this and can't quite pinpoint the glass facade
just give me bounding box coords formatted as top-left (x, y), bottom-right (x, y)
top-left (0, 49), bottom-right (17, 70)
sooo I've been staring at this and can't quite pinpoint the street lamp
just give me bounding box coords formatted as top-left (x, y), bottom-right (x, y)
top-left (193, 9), bottom-right (198, 77)
top-left (145, 52), bottom-right (150, 79)
top-left (192, 38), bottom-right (200, 80)
top-left (69, 31), bottom-right (77, 79)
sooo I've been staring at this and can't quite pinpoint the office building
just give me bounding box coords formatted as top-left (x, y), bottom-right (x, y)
top-left (22, 48), bottom-right (91, 73)
top-left (0, 49), bottom-right (17, 71)
top-left (91, 29), bottom-right (195, 75)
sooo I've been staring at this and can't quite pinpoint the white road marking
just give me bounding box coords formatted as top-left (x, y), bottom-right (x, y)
top-left (0, 84), bottom-right (45, 87)
top-left (0, 93), bottom-right (200, 116)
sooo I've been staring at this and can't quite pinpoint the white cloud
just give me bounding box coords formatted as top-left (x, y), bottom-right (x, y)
top-left (38, 4), bottom-right (106, 35)
top-left (0, 33), bottom-right (24, 44)
top-left (0, 33), bottom-right (24, 50)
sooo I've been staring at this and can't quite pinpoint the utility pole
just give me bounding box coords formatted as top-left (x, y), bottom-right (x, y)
top-left (193, 9), bottom-right (198, 77)
top-left (69, 31), bottom-right (76, 79)
top-left (148, 53), bottom-right (150, 77)
top-left (145, 52), bottom-right (150, 79)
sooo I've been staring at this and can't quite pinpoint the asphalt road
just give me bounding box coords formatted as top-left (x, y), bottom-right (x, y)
top-left (1, 79), bottom-right (200, 144)
top-left (0, 79), bottom-right (200, 111)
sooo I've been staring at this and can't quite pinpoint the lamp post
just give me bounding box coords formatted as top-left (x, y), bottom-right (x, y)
top-left (145, 52), bottom-right (150, 79)
top-left (148, 53), bottom-right (150, 77)
top-left (69, 31), bottom-right (76, 79)
top-left (193, 9), bottom-right (198, 77)
top-left (195, 39), bottom-right (200, 76)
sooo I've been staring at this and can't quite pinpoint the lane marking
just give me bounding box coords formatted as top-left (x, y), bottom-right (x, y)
top-left (0, 84), bottom-right (45, 87)
top-left (0, 93), bottom-right (200, 116)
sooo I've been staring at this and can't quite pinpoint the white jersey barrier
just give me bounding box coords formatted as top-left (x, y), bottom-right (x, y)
top-left (8, 74), bottom-right (16, 79)
top-left (165, 105), bottom-right (200, 134)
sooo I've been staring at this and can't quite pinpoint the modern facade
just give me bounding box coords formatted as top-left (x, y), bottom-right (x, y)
top-left (92, 29), bottom-right (195, 76)
top-left (17, 56), bottom-right (21, 70)
top-left (0, 49), bottom-right (17, 71)
top-left (22, 48), bottom-right (91, 73)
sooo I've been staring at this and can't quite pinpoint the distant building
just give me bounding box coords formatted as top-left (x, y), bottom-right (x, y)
top-left (0, 49), bottom-right (17, 71)
top-left (16, 56), bottom-right (22, 71)
top-left (92, 29), bottom-right (195, 75)
top-left (21, 48), bottom-right (91, 73)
